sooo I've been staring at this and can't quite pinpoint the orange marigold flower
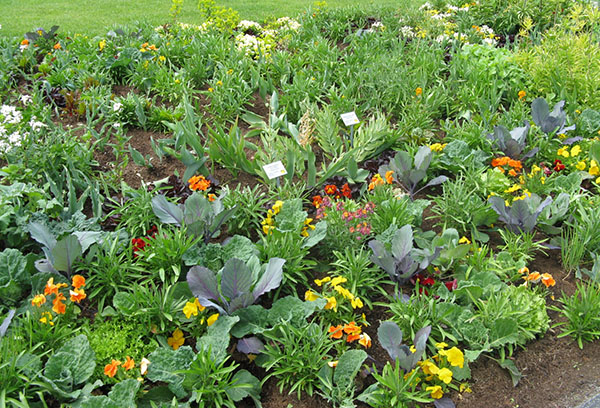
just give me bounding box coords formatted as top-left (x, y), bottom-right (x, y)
top-left (104, 359), bottom-right (121, 378)
top-left (207, 193), bottom-right (216, 202)
top-left (21, 39), bottom-right (29, 46)
top-left (541, 273), bottom-right (556, 287)
top-left (53, 43), bottom-right (61, 50)
top-left (69, 288), bottom-right (86, 303)
top-left (324, 184), bottom-right (338, 196)
top-left (358, 333), bottom-right (372, 348)
top-left (518, 90), bottom-right (526, 100)
top-left (313, 195), bottom-right (323, 208)
top-left (328, 325), bottom-right (344, 339)
top-left (507, 159), bottom-right (522, 170)
top-left (343, 321), bottom-right (362, 342)
top-left (188, 175), bottom-right (211, 191)
top-left (368, 174), bottom-right (384, 191)
top-left (385, 170), bottom-right (394, 184)
top-left (72, 275), bottom-right (86, 289)
top-left (123, 356), bottom-right (135, 371)
top-left (415, 87), bottom-right (423, 96)
top-left (31, 294), bottom-right (46, 307)
top-left (341, 183), bottom-right (352, 199)
top-left (52, 293), bottom-right (66, 314)
top-left (518, 267), bottom-right (529, 274)
top-left (491, 157), bottom-right (509, 167)
top-left (525, 271), bottom-right (541, 281)
top-left (508, 169), bottom-right (518, 177)
top-left (44, 277), bottom-right (68, 296)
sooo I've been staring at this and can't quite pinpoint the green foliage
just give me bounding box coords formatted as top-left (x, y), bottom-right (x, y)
top-left (331, 247), bottom-right (386, 307)
top-left (259, 322), bottom-right (337, 399)
top-left (552, 281), bottom-right (600, 349)
top-left (221, 184), bottom-right (269, 236)
top-left (146, 346), bottom-right (195, 398)
top-left (198, 0), bottom-right (241, 33)
top-left (40, 334), bottom-right (97, 400)
top-left (86, 317), bottom-right (158, 382)
top-left (80, 379), bottom-right (140, 408)
top-left (0, 248), bottom-right (33, 308)
top-left (317, 349), bottom-right (368, 407)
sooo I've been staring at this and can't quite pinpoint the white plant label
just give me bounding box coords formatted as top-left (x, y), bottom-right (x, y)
top-left (340, 111), bottom-right (360, 126)
top-left (263, 161), bottom-right (287, 179)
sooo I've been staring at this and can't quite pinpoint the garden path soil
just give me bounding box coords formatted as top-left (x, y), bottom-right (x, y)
top-left (86, 117), bottom-right (600, 408)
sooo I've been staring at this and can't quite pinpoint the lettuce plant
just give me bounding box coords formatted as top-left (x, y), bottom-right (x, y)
top-left (186, 257), bottom-right (285, 315)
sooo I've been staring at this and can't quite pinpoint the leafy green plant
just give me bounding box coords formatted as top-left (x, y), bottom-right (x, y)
top-left (221, 184), bottom-right (269, 236)
top-left (331, 247), bottom-right (386, 307)
top-left (531, 97), bottom-right (575, 136)
top-left (152, 192), bottom-right (235, 244)
top-left (316, 349), bottom-right (368, 408)
top-left (186, 257), bottom-right (285, 315)
top-left (551, 281), bottom-right (600, 349)
top-left (369, 224), bottom-right (440, 285)
top-left (380, 147), bottom-right (448, 199)
top-left (79, 379), bottom-right (140, 408)
top-left (259, 322), bottom-right (337, 399)
top-left (488, 194), bottom-right (553, 233)
top-left (0, 248), bottom-right (34, 309)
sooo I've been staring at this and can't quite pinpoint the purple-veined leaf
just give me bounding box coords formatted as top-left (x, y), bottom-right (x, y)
top-left (434, 397), bottom-right (456, 408)
top-left (221, 258), bottom-right (253, 300)
top-left (0, 309), bottom-right (15, 337)
top-left (252, 258), bottom-right (285, 300)
top-left (187, 266), bottom-right (219, 301)
top-left (562, 136), bottom-right (582, 145)
top-left (377, 321), bottom-right (403, 361)
top-left (52, 235), bottom-right (82, 275)
top-left (151, 195), bottom-right (184, 225)
top-left (237, 336), bottom-right (265, 354)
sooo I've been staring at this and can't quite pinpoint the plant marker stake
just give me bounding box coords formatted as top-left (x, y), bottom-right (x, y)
top-left (262, 160), bottom-right (287, 188)
top-left (340, 111), bottom-right (360, 148)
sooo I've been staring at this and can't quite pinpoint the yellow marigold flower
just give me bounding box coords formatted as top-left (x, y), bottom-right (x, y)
top-left (334, 285), bottom-right (353, 300)
top-left (590, 160), bottom-right (599, 176)
top-left (460, 383), bottom-right (472, 393)
top-left (351, 297), bottom-right (363, 309)
top-left (438, 367), bottom-right (453, 384)
top-left (167, 329), bottom-right (185, 350)
top-left (324, 296), bottom-right (337, 311)
top-left (305, 290), bottom-right (318, 301)
top-left (518, 90), bottom-right (526, 100)
top-left (183, 300), bottom-right (199, 319)
top-left (216, 80), bottom-right (223, 86)
top-left (98, 39), bottom-right (106, 51)
top-left (504, 184), bottom-right (521, 193)
top-left (435, 342), bottom-right (448, 350)
top-left (415, 87), bottom-right (423, 96)
top-left (39, 311), bottom-right (54, 326)
top-left (571, 145), bottom-right (581, 156)
top-left (207, 313), bottom-right (219, 326)
top-left (272, 200), bottom-right (284, 214)
top-left (208, 87), bottom-right (214, 92)
top-left (576, 161), bottom-right (587, 171)
top-left (314, 276), bottom-right (331, 286)
top-left (557, 147), bottom-right (569, 158)
top-left (426, 385), bottom-right (444, 399)
top-left (158, 55), bottom-right (166, 62)
top-left (441, 346), bottom-right (464, 368)
top-left (227, 69), bottom-right (233, 75)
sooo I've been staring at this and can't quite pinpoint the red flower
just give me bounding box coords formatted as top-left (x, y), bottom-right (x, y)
top-left (553, 159), bottom-right (565, 172)
top-left (415, 274), bottom-right (435, 286)
top-left (444, 279), bottom-right (457, 291)
top-left (313, 195), bottom-right (323, 208)
top-left (132, 238), bottom-right (147, 257)
top-left (324, 184), bottom-right (338, 196)
top-left (341, 183), bottom-right (352, 199)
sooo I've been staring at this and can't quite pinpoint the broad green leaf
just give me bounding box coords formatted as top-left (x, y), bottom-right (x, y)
top-left (334, 349), bottom-right (367, 390)
top-left (196, 315), bottom-right (239, 363)
top-left (225, 369), bottom-right (261, 402)
top-left (146, 346), bottom-right (195, 398)
top-left (151, 195), bottom-right (184, 225)
top-left (52, 235), bottom-right (82, 274)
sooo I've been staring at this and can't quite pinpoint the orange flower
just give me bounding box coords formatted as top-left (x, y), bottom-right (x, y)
top-left (491, 157), bottom-right (509, 167)
top-left (53, 43), bottom-right (61, 50)
top-left (188, 175), bottom-right (211, 191)
top-left (72, 275), bottom-right (86, 289)
top-left (507, 159), bottom-right (522, 170)
top-left (508, 169), bottom-right (518, 177)
top-left (123, 356), bottom-right (135, 371)
top-left (518, 267), bottom-right (529, 274)
top-left (324, 184), bottom-right (338, 196)
top-left (344, 321), bottom-right (362, 342)
top-left (44, 277), bottom-right (68, 296)
top-left (359, 333), bottom-right (372, 348)
top-left (207, 193), bottom-right (216, 202)
top-left (385, 170), bottom-right (394, 184)
top-left (21, 39), bottom-right (29, 46)
top-left (368, 174), bottom-right (385, 191)
top-left (518, 90), bottom-right (526, 100)
top-left (52, 293), bottom-right (66, 314)
top-left (31, 294), bottom-right (46, 307)
top-left (69, 288), bottom-right (86, 303)
top-left (313, 195), bottom-right (323, 208)
top-left (541, 273), bottom-right (555, 287)
top-left (328, 325), bottom-right (344, 339)
top-left (415, 87), bottom-right (423, 96)
top-left (525, 271), bottom-right (541, 281)
top-left (104, 359), bottom-right (121, 378)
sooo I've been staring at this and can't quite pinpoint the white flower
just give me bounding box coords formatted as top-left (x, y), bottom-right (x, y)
top-left (20, 95), bottom-right (32, 105)
top-left (419, 2), bottom-right (432, 10)
top-left (401, 26), bottom-right (415, 38)
top-left (29, 117), bottom-right (46, 131)
top-left (113, 123), bottom-right (121, 129)
top-left (238, 20), bottom-right (262, 32)
top-left (482, 37), bottom-right (497, 46)
top-left (140, 358), bottom-right (150, 375)
top-left (113, 102), bottom-right (122, 112)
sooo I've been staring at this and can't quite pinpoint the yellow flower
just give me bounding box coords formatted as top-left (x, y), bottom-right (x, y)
top-left (158, 55), bottom-right (166, 62)
top-left (314, 276), bottom-right (331, 286)
top-left (227, 69), bottom-right (233, 75)
top-left (98, 39), bottom-right (106, 51)
top-left (426, 385), bottom-right (444, 399)
top-left (208, 87), bottom-right (214, 92)
top-left (305, 290), bottom-right (318, 301)
top-left (589, 160), bottom-right (599, 176)
top-left (39, 311), bottom-right (54, 326)
top-left (31, 294), bottom-right (46, 307)
top-left (324, 296), bottom-right (337, 311)
top-left (207, 313), bottom-right (219, 326)
top-left (518, 90), bottom-right (526, 100)
top-left (419, 360), bottom-right (439, 376)
top-left (435, 342), bottom-right (448, 350)
top-left (415, 87), bottom-right (423, 96)
top-left (183, 298), bottom-right (205, 318)
top-left (330, 276), bottom-right (347, 287)
top-left (458, 236), bottom-right (471, 245)
top-left (351, 297), bottom-right (363, 309)
top-left (571, 145), bottom-right (581, 156)
top-left (460, 383), bottom-right (472, 393)
top-left (358, 333), bottom-right (372, 348)
top-left (440, 346), bottom-right (465, 368)
top-left (557, 147), bottom-right (569, 158)
top-left (167, 329), bottom-right (185, 350)
top-left (438, 367), bottom-right (453, 384)
top-left (328, 360), bottom-right (338, 368)
top-left (429, 143), bottom-right (447, 152)
top-left (576, 161), bottom-right (587, 171)
top-left (216, 80), bottom-right (223, 86)
top-left (504, 184), bottom-right (521, 193)
top-left (272, 200), bottom-right (283, 214)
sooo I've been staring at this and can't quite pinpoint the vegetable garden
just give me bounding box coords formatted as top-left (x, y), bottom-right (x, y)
top-left (2, 0), bottom-right (600, 407)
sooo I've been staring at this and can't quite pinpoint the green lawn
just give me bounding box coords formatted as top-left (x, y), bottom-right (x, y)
top-left (2, 0), bottom-right (404, 38)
